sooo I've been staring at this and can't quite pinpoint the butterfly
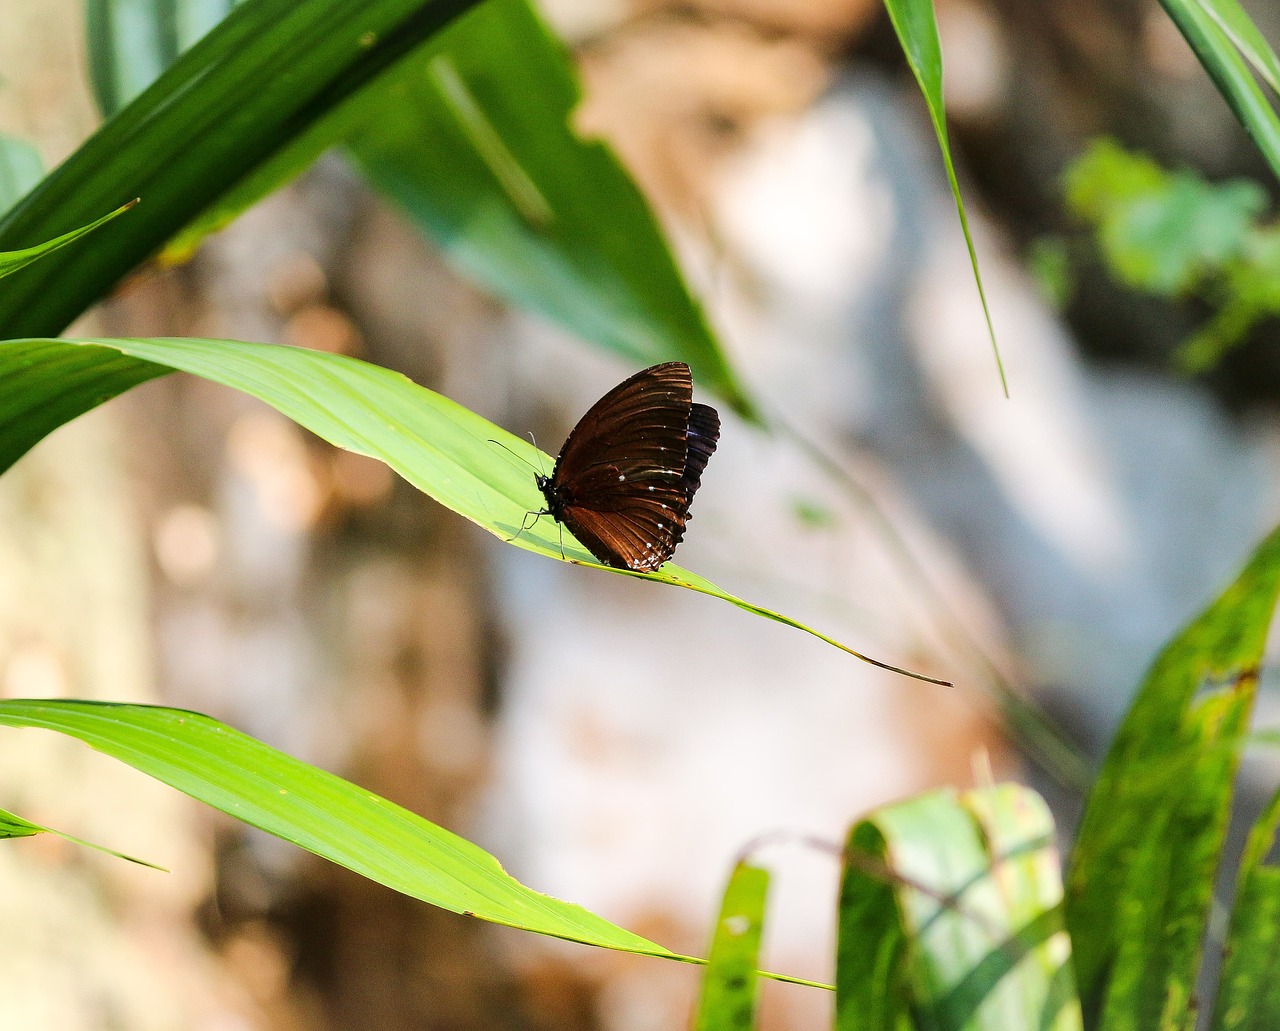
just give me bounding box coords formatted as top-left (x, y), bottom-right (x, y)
top-left (531, 362), bottom-right (720, 572)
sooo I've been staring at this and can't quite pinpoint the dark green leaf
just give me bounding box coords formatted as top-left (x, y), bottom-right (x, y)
top-left (694, 863), bottom-right (770, 1031)
top-left (81, 0), bottom-right (752, 414)
top-left (1209, 787), bottom-right (1280, 1031)
top-left (85, 0), bottom-right (242, 118)
top-left (0, 0), bottom-right (485, 338)
top-left (348, 0), bottom-right (753, 414)
top-left (1066, 525), bottom-right (1280, 1029)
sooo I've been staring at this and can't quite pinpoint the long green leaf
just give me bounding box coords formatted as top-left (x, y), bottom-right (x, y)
top-left (0, 699), bottom-right (667, 953)
top-left (0, 336), bottom-right (949, 684)
top-left (1066, 525), bottom-right (1280, 1029)
top-left (82, 0), bottom-right (752, 415)
top-left (0, 803), bottom-right (163, 868)
top-left (881, 0), bottom-right (1006, 395)
top-left (0, 0), bottom-right (484, 338)
top-left (0, 200), bottom-right (137, 281)
top-left (694, 863), bottom-right (770, 1031)
top-left (836, 784), bottom-right (1079, 1031)
top-left (1209, 787), bottom-right (1280, 1030)
top-left (347, 0), bottom-right (753, 414)
top-left (1159, 0), bottom-right (1280, 185)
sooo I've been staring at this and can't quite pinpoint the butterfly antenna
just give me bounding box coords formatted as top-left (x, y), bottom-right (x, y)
top-left (488, 438), bottom-right (541, 475)
top-left (526, 431), bottom-right (550, 478)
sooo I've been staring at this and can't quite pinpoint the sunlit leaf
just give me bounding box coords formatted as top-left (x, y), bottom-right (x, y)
top-left (0, 699), bottom-right (666, 951)
top-left (0, 802), bottom-right (163, 868)
top-left (1191, 0), bottom-right (1280, 94)
top-left (1209, 786), bottom-right (1280, 1030)
top-left (82, 0), bottom-right (752, 415)
top-left (0, 336), bottom-right (949, 683)
top-left (1158, 0), bottom-right (1280, 184)
top-left (836, 784), bottom-right (1079, 1031)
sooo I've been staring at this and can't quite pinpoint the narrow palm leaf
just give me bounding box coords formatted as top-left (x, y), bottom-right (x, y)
top-left (0, 336), bottom-right (948, 685)
top-left (0, 0), bottom-right (484, 338)
top-left (881, 0), bottom-right (1006, 395)
top-left (0, 699), bottom-right (666, 952)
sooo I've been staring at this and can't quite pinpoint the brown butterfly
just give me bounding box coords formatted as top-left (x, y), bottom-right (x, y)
top-left (533, 362), bottom-right (720, 572)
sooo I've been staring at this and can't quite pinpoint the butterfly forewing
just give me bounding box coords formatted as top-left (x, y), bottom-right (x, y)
top-left (553, 362), bottom-right (692, 492)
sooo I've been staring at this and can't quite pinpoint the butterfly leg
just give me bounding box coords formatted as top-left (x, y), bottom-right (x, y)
top-left (505, 508), bottom-right (548, 544)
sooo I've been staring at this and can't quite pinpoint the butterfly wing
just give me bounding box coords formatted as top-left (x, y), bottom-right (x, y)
top-left (671, 401), bottom-right (720, 547)
top-left (551, 362), bottom-right (700, 571)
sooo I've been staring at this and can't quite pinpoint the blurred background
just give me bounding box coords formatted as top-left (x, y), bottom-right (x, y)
top-left (3, 0), bottom-right (1280, 1028)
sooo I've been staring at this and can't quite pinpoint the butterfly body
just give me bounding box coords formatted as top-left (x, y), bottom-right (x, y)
top-left (536, 362), bottom-right (719, 572)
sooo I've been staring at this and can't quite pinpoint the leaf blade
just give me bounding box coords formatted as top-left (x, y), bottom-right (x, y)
top-left (0, 200), bottom-right (138, 280)
top-left (0, 0), bottom-right (485, 338)
top-left (0, 699), bottom-right (665, 952)
top-left (0, 336), bottom-right (947, 682)
top-left (881, 0), bottom-right (1006, 394)
top-left (694, 863), bottom-right (770, 1031)
top-left (1158, 0), bottom-right (1280, 184)
top-left (1066, 526), bottom-right (1280, 1028)
top-left (836, 785), bottom-right (1080, 1031)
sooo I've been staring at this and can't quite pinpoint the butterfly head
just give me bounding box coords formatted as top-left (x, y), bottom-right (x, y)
top-left (535, 472), bottom-right (563, 516)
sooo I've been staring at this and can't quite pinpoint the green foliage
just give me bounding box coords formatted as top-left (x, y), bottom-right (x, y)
top-left (85, 0), bottom-right (243, 115)
top-left (694, 864), bottom-right (770, 1031)
top-left (0, 335), bottom-right (949, 682)
top-left (1065, 139), bottom-right (1265, 296)
top-left (836, 784), bottom-right (1078, 1031)
top-left (881, 0), bottom-right (1006, 394)
top-left (0, 0), bottom-right (486, 339)
top-left (1, 0), bottom-right (1280, 1026)
top-left (83, 0), bottom-right (753, 414)
top-left (0, 200), bottom-right (138, 281)
top-left (0, 699), bottom-right (669, 953)
top-left (1157, 0), bottom-right (1280, 183)
top-left (1064, 138), bottom-right (1280, 370)
top-left (0, 804), bottom-right (162, 868)
top-left (1067, 525), bottom-right (1280, 1029)
top-left (349, 0), bottom-right (753, 413)
top-left (1210, 788), bottom-right (1280, 1030)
